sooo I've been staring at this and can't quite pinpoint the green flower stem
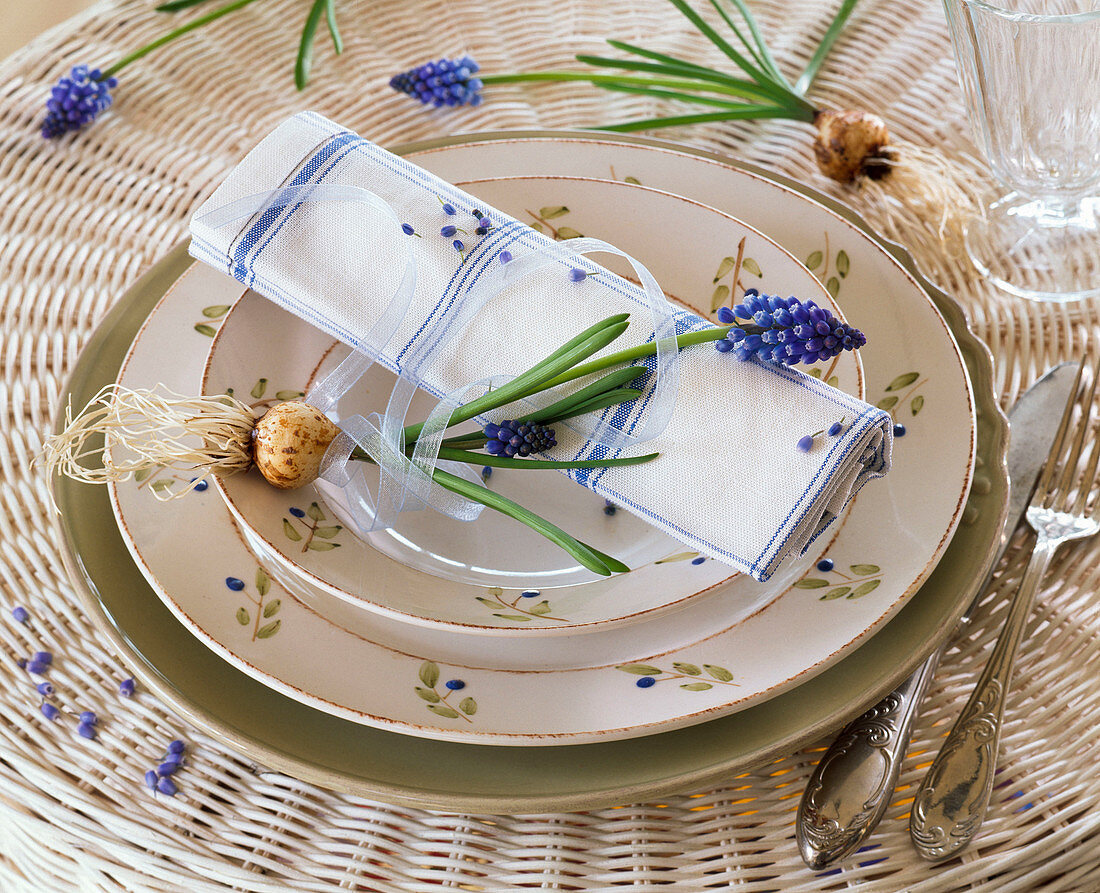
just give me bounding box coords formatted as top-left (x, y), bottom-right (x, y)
top-left (595, 107), bottom-right (805, 131)
top-left (430, 467), bottom-right (624, 575)
top-left (573, 55), bottom-right (799, 104)
top-left (436, 447), bottom-right (658, 470)
top-left (796, 0), bottom-right (860, 95)
top-left (296, 0), bottom-right (328, 90)
top-left (101, 0), bottom-right (262, 79)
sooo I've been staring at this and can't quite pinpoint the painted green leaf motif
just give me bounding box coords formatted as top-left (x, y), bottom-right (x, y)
top-left (307, 502), bottom-right (325, 521)
top-left (672, 662), bottom-right (702, 676)
top-left (711, 284), bottom-right (730, 312)
top-left (618, 664), bottom-right (662, 676)
top-left (530, 222), bottom-right (544, 234)
top-left (714, 256), bottom-right (737, 282)
top-left (826, 277), bottom-right (840, 298)
top-left (475, 597), bottom-right (498, 607)
top-left (850, 579), bottom-right (882, 598)
top-left (255, 567), bottom-right (270, 597)
top-left (808, 367), bottom-right (823, 379)
top-left (795, 578), bottom-right (829, 589)
top-left (415, 686), bottom-right (440, 703)
top-left (134, 467), bottom-right (154, 483)
top-left (680, 682), bottom-right (714, 691)
top-left (236, 608), bottom-right (250, 626)
top-left (283, 519), bottom-right (303, 541)
top-left (251, 379), bottom-right (268, 399)
top-left (820, 586), bottom-right (851, 601)
top-left (877, 395), bottom-right (899, 411)
top-left (487, 586), bottom-right (504, 597)
top-left (194, 324), bottom-right (217, 337)
top-left (313, 525), bottom-right (343, 539)
top-left (887, 372), bottom-right (920, 391)
top-left (306, 541), bottom-right (340, 551)
top-left (151, 480), bottom-right (173, 493)
top-left (427, 704), bottom-right (461, 719)
top-left (540, 205), bottom-right (570, 219)
top-left (836, 250), bottom-right (850, 278)
top-left (623, 176), bottom-right (642, 185)
top-left (494, 613), bottom-right (531, 622)
top-left (911, 395), bottom-right (925, 416)
top-left (419, 661), bottom-right (440, 688)
top-left (851, 564), bottom-right (881, 575)
top-left (530, 601), bottom-right (553, 616)
top-left (459, 697), bottom-right (477, 716)
top-left (656, 551), bottom-right (700, 564)
top-left (742, 257), bottom-right (762, 277)
top-left (826, 376), bottom-right (839, 388)
top-left (805, 250), bottom-right (823, 271)
top-left (263, 599), bottom-right (281, 618)
top-left (703, 664), bottom-right (734, 682)
top-left (556, 226), bottom-right (583, 240)
top-left (202, 305), bottom-right (230, 319)
top-left (275, 390), bottom-right (305, 401)
top-left (256, 619), bottom-right (280, 639)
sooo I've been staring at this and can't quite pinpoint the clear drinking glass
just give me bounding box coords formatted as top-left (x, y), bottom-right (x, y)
top-left (943, 0), bottom-right (1100, 301)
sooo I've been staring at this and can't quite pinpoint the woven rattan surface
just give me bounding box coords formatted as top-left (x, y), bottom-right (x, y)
top-left (2, 0), bottom-right (1100, 889)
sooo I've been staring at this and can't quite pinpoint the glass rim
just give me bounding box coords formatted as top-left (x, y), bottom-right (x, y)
top-left (953, 0), bottom-right (1100, 23)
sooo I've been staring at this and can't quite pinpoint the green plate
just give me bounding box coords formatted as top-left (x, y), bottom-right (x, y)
top-left (52, 133), bottom-right (1007, 812)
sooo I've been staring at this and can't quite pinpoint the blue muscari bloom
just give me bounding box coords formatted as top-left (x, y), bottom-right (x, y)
top-left (483, 420), bottom-right (557, 457)
top-left (41, 65), bottom-right (118, 139)
top-left (390, 56), bottom-right (483, 108)
top-left (717, 291), bottom-right (866, 367)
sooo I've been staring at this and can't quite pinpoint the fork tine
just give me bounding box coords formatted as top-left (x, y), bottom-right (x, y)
top-left (1035, 358), bottom-right (1085, 510)
top-left (1069, 356), bottom-right (1100, 517)
top-left (1053, 357), bottom-right (1097, 512)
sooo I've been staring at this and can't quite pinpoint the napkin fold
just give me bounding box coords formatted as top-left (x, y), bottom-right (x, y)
top-left (189, 112), bottom-right (891, 582)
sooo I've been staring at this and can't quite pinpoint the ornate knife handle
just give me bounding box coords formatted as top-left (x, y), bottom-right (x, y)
top-left (797, 655), bottom-right (939, 869)
top-left (910, 540), bottom-right (1057, 861)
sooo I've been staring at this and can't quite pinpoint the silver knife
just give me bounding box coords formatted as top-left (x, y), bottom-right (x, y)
top-left (795, 362), bottom-right (1078, 870)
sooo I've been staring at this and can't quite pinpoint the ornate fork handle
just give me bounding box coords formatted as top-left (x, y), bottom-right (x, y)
top-left (910, 533), bottom-right (1059, 861)
top-left (797, 654), bottom-right (939, 868)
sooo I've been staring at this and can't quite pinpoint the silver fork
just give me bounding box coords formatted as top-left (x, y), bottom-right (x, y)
top-left (910, 356), bottom-right (1099, 861)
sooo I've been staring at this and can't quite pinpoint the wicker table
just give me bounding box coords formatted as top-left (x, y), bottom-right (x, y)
top-left (2, 1), bottom-right (1098, 889)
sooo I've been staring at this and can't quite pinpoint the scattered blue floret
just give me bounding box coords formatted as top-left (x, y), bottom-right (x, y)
top-left (41, 65), bottom-right (117, 138)
top-left (717, 291), bottom-right (866, 367)
top-left (390, 56), bottom-right (483, 107)
top-left (119, 678), bottom-right (135, 697)
top-left (11, 606), bottom-right (29, 624)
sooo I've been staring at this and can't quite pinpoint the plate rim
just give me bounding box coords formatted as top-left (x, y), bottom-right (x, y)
top-left (50, 130), bottom-right (1008, 812)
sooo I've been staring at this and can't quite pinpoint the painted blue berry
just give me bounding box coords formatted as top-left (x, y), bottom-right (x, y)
top-left (568, 268), bottom-right (587, 282)
top-left (33, 651), bottom-right (52, 666)
top-left (11, 606), bottom-right (29, 624)
top-left (190, 478), bottom-right (209, 492)
top-left (604, 499), bottom-right (617, 516)
top-left (79, 711), bottom-right (97, 725)
top-left (498, 250), bottom-right (513, 265)
top-left (119, 678), bottom-right (135, 697)
top-left (893, 424), bottom-right (906, 437)
top-left (77, 723), bottom-right (97, 741)
top-left (441, 224), bottom-right (457, 237)
top-left (36, 682), bottom-right (54, 697)
top-left (796, 434), bottom-right (815, 453)
top-left (289, 507), bottom-right (305, 518)
top-left (145, 769), bottom-right (158, 790)
top-left (691, 556), bottom-right (706, 565)
top-left (636, 676), bottom-right (656, 688)
top-left (40, 702), bottom-right (60, 721)
top-left (520, 590), bottom-right (540, 599)
top-left (156, 776), bottom-right (178, 797)
top-left (444, 679), bottom-right (466, 691)
top-left (167, 739), bottom-right (185, 755)
top-left (225, 577), bottom-right (245, 592)
top-left (817, 558), bottom-right (835, 572)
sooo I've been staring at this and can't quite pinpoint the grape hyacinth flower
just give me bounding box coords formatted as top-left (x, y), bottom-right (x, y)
top-left (41, 65), bottom-right (118, 139)
top-left (715, 291), bottom-right (866, 367)
top-left (483, 420), bottom-right (557, 458)
top-left (390, 56), bottom-right (483, 107)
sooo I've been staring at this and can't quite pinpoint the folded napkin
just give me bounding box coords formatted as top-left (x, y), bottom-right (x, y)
top-left (190, 112), bottom-right (891, 582)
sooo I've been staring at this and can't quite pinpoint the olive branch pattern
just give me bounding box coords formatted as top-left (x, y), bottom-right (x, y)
top-left (414, 661), bottom-right (478, 722)
top-left (796, 563), bottom-right (883, 601)
top-left (710, 237), bottom-right (763, 314)
top-left (803, 232), bottom-right (850, 300)
top-left (228, 567), bottom-right (282, 641)
top-left (283, 501), bottom-right (343, 553)
top-left (618, 661), bottom-right (738, 691)
top-left (876, 371), bottom-right (927, 427)
top-left (475, 587), bottom-right (570, 623)
top-left (194, 303), bottom-right (230, 338)
top-left (526, 205), bottom-right (583, 240)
